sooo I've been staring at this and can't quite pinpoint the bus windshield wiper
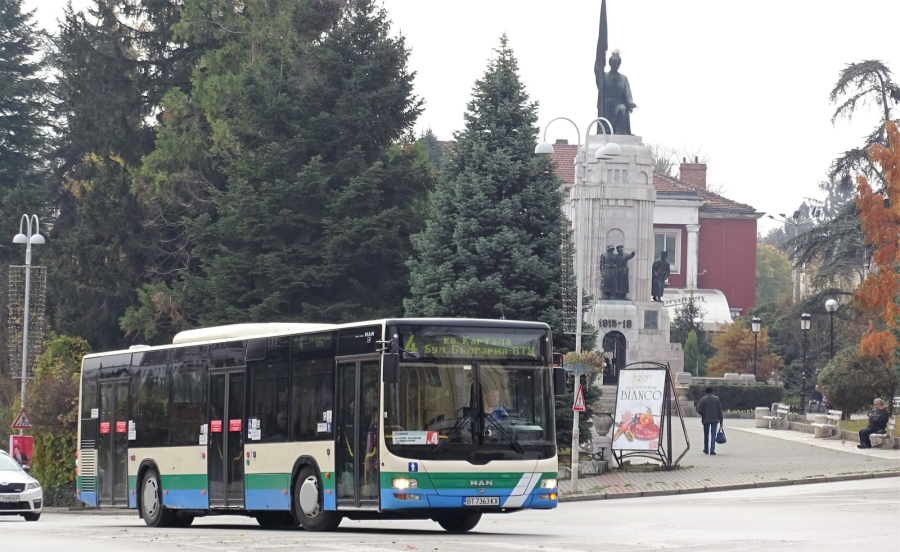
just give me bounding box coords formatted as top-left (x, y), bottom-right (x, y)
top-left (482, 413), bottom-right (525, 454)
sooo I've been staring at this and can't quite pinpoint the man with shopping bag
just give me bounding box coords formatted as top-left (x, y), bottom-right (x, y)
top-left (697, 387), bottom-right (724, 455)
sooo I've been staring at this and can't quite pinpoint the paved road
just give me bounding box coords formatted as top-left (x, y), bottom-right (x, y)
top-left (562, 417), bottom-right (900, 499)
top-left (2, 479), bottom-right (897, 550)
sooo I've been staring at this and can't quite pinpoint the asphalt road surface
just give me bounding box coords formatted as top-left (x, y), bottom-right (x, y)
top-left (3, 479), bottom-right (898, 551)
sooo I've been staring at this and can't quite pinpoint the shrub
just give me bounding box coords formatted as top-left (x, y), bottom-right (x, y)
top-left (817, 347), bottom-right (897, 415)
top-left (686, 384), bottom-right (784, 411)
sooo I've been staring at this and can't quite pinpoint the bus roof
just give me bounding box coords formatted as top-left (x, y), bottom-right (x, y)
top-left (82, 318), bottom-right (551, 359)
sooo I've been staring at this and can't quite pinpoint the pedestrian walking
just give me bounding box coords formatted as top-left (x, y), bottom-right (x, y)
top-left (696, 386), bottom-right (724, 455)
top-left (858, 398), bottom-right (889, 449)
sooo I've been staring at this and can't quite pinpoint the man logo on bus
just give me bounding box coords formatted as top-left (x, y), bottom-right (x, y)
top-left (470, 480), bottom-right (493, 486)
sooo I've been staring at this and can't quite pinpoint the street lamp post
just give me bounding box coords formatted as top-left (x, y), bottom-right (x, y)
top-left (12, 214), bottom-right (45, 436)
top-left (799, 313), bottom-right (811, 415)
top-left (692, 317), bottom-right (702, 376)
top-left (825, 299), bottom-right (838, 359)
top-left (751, 316), bottom-right (761, 381)
top-left (536, 116), bottom-right (617, 493)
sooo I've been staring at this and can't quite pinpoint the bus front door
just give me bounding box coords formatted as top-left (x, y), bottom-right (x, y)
top-left (335, 358), bottom-right (380, 509)
top-left (208, 370), bottom-right (245, 509)
top-left (98, 379), bottom-right (129, 507)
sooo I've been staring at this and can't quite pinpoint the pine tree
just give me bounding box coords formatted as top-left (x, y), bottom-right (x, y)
top-left (0, 0), bottom-right (50, 263)
top-left (405, 35), bottom-right (565, 331)
top-left (126, 0), bottom-right (430, 333)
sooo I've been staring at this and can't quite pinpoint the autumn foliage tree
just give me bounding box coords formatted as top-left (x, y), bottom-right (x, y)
top-left (856, 121), bottom-right (900, 372)
top-left (705, 320), bottom-right (783, 382)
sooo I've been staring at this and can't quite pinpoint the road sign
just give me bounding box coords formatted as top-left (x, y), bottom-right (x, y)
top-left (573, 386), bottom-right (586, 412)
top-left (12, 409), bottom-right (32, 430)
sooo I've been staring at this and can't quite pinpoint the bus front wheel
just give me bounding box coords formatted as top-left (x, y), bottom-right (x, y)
top-left (293, 466), bottom-right (341, 531)
top-left (140, 468), bottom-right (176, 527)
top-left (434, 512), bottom-right (482, 533)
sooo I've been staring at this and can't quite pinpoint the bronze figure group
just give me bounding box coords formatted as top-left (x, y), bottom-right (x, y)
top-left (600, 245), bottom-right (635, 300)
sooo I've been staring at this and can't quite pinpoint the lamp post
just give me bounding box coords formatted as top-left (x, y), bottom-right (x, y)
top-left (799, 312), bottom-right (811, 415)
top-left (12, 214), bottom-right (45, 436)
top-left (692, 316), bottom-right (702, 376)
top-left (825, 299), bottom-right (838, 359)
top-left (751, 316), bottom-right (761, 381)
top-left (536, 116), bottom-right (617, 493)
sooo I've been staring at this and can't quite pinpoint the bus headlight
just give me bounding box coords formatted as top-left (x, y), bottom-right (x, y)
top-left (392, 478), bottom-right (418, 490)
top-left (540, 478), bottom-right (557, 489)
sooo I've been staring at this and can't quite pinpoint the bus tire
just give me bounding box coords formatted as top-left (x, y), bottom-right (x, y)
top-left (140, 468), bottom-right (175, 528)
top-left (293, 466), bottom-right (341, 531)
top-left (434, 512), bottom-right (482, 533)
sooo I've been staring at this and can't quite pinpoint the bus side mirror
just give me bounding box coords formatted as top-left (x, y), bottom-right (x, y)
top-left (383, 353), bottom-right (400, 384)
top-left (553, 367), bottom-right (566, 396)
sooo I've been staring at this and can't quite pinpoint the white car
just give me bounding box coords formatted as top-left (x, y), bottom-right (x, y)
top-left (0, 450), bottom-right (42, 521)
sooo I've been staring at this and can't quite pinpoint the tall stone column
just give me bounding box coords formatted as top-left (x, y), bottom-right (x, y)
top-left (686, 224), bottom-right (700, 289)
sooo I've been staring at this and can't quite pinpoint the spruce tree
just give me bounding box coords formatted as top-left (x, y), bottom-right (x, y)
top-left (405, 35), bottom-right (564, 330)
top-left (0, 0), bottom-right (50, 263)
top-left (126, 0), bottom-right (431, 333)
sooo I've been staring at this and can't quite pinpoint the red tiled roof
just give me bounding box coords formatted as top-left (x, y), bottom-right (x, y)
top-left (547, 143), bottom-right (758, 215)
top-left (549, 140), bottom-right (578, 187)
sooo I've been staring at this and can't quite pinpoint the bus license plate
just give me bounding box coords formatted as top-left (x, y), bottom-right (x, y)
top-left (465, 496), bottom-right (499, 507)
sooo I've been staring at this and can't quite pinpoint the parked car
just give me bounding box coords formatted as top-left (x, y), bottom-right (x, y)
top-left (0, 450), bottom-right (42, 521)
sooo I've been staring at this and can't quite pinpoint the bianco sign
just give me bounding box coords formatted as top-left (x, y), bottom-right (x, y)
top-left (611, 369), bottom-right (665, 451)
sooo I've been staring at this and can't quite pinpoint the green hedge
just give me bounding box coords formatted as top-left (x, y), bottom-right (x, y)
top-left (686, 384), bottom-right (784, 411)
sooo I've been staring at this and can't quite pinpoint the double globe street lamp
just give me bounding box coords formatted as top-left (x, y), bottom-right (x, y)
top-left (12, 214), bottom-right (45, 436)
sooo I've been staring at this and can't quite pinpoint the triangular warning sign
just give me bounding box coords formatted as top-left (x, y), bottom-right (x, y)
top-left (12, 409), bottom-right (32, 429)
top-left (573, 386), bottom-right (586, 412)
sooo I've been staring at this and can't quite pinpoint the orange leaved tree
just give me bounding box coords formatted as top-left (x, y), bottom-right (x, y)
top-left (705, 322), bottom-right (783, 382)
top-left (856, 121), bottom-right (900, 365)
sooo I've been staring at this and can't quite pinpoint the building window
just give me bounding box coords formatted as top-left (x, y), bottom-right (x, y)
top-left (654, 231), bottom-right (681, 274)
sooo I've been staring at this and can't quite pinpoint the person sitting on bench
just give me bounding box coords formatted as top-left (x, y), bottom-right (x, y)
top-left (858, 398), bottom-right (889, 449)
top-left (808, 385), bottom-right (825, 413)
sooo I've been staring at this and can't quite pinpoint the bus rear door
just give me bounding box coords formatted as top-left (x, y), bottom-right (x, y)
top-left (98, 379), bottom-right (129, 507)
top-left (208, 370), bottom-right (246, 509)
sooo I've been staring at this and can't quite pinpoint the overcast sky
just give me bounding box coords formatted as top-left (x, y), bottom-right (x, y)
top-left (26, 1), bottom-right (900, 235)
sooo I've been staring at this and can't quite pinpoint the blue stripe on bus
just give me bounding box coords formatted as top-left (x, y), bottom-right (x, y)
top-left (163, 489), bottom-right (210, 510)
top-left (129, 493), bottom-right (137, 509)
top-left (379, 488), bottom-right (436, 510)
top-left (324, 490), bottom-right (336, 511)
top-left (79, 491), bottom-right (97, 507)
top-left (245, 489), bottom-right (291, 511)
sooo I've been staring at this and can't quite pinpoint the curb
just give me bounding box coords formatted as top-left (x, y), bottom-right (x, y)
top-left (558, 470), bottom-right (900, 503)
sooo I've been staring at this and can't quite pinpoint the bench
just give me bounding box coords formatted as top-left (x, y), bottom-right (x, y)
top-left (763, 403), bottom-right (790, 429)
top-left (869, 417), bottom-right (896, 449)
top-left (810, 410), bottom-right (843, 438)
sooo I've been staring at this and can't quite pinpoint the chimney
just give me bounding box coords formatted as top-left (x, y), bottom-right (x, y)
top-left (679, 156), bottom-right (707, 189)
top-left (554, 139), bottom-right (569, 145)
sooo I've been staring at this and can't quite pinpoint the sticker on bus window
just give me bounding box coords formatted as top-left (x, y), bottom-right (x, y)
top-left (128, 421), bottom-right (136, 441)
top-left (210, 420), bottom-right (223, 433)
top-left (326, 410), bottom-right (332, 423)
top-left (91, 408), bottom-right (99, 419)
top-left (229, 419), bottom-right (242, 432)
top-left (317, 422), bottom-right (328, 433)
top-left (100, 422), bottom-right (110, 434)
top-left (392, 431), bottom-right (440, 445)
top-left (115, 421), bottom-right (127, 433)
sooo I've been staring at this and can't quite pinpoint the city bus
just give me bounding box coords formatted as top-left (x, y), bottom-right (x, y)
top-left (76, 318), bottom-right (563, 532)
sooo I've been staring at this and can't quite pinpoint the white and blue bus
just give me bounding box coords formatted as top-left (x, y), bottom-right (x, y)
top-left (76, 318), bottom-right (563, 532)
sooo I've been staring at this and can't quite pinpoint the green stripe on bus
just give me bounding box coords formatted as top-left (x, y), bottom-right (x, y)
top-left (160, 474), bottom-right (208, 490)
top-left (381, 471), bottom-right (556, 490)
top-left (245, 473), bottom-right (291, 490)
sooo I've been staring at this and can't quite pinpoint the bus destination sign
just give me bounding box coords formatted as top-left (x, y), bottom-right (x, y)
top-left (395, 326), bottom-right (544, 361)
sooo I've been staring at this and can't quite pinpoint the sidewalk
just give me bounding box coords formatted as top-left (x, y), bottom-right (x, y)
top-left (559, 417), bottom-right (900, 501)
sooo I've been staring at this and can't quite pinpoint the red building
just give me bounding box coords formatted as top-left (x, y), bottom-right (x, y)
top-left (550, 141), bottom-right (762, 328)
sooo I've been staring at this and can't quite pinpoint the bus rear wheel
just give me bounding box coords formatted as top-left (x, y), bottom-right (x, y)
top-left (293, 466), bottom-right (341, 531)
top-left (434, 512), bottom-right (482, 533)
top-left (140, 468), bottom-right (176, 528)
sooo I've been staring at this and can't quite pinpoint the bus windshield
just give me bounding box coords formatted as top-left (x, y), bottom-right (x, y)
top-left (384, 323), bottom-right (554, 463)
